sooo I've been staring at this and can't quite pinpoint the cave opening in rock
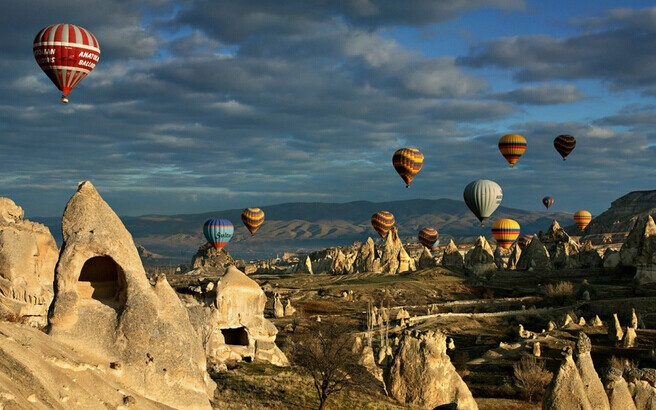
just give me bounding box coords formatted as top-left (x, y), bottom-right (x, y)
top-left (221, 327), bottom-right (249, 346)
top-left (77, 256), bottom-right (126, 308)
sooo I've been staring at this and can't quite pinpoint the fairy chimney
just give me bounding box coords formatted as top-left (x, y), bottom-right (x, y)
top-left (48, 181), bottom-right (215, 409)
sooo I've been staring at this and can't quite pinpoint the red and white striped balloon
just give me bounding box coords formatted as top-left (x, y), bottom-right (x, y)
top-left (33, 24), bottom-right (100, 103)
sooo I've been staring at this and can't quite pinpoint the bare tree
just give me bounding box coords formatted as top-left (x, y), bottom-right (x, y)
top-left (292, 320), bottom-right (371, 410)
top-left (513, 356), bottom-right (553, 403)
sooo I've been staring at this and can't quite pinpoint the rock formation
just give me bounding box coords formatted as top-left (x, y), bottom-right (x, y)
top-left (533, 341), bottom-right (541, 357)
top-left (623, 326), bottom-right (637, 348)
top-left (378, 227), bottom-right (416, 274)
top-left (603, 248), bottom-right (621, 268)
top-left (386, 330), bottom-right (478, 410)
top-left (191, 243), bottom-right (234, 273)
top-left (575, 333), bottom-right (610, 410)
top-left (630, 380), bottom-right (656, 410)
top-left (603, 367), bottom-right (638, 410)
top-left (294, 255), bottom-right (313, 274)
top-left (305, 247), bottom-right (354, 275)
top-left (442, 240), bottom-right (464, 269)
top-left (493, 246), bottom-right (509, 270)
top-left (284, 299), bottom-right (296, 317)
top-left (418, 247), bottom-right (437, 269)
top-left (291, 229), bottom-right (416, 275)
top-left (353, 238), bottom-right (379, 273)
top-left (592, 315), bottom-right (603, 327)
top-left (48, 181), bottom-right (215, 409)
top-left (517, 235), bottom-right (552, 271)
top-left (579, 241), bottom-right (603, 268)
top-left (273, 293), bottom-right (285, 318)
top-left (623, 309), bottom-right (638, 348)
top-left (464, 236), bottom-right (496, 276)
top-left (542, 347), bottom-right (593, 410)
top-left (0, 197), bottom-right (58, 327)
top-left (204, 266), bottom-right (288, 367)
top-left (540, 220), bottom-right (580, 269)
top-left (620, 215), bottom-right (656, 267)
top-left (506, 242), bottom-right (521, 270)
top-left (609, 313), bottom-right (624, 343)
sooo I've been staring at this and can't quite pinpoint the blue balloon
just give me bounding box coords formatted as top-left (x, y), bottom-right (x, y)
top-left (203, 219), bottom-right (234, 249)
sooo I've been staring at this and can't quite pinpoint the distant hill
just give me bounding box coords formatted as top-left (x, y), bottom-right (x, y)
top-left (33, 198), bottom-right (571, 263)
top-left (578, 190), bottom-right (656, 243)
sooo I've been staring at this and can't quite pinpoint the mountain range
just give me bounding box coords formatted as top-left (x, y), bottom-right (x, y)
top-left (33, 198), bottom-right (574, 263)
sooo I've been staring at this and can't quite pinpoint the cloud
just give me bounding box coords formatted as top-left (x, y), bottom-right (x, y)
top-left (460, 6), bottom-right (656, 94)
top-left (173, 0), bottom-right (524, 43)
top-left (489, 84), bottom-right (586, 105)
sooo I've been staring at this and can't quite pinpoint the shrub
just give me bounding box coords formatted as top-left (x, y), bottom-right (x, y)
top-left (513, 356), bottom-right (553, 403)
top-left (545, 281), bottom-right (574, 304)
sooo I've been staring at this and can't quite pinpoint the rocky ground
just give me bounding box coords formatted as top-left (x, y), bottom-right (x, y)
top-left (162, 255), bottom-right (656, 409)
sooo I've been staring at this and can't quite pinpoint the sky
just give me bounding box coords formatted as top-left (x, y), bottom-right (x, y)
top-left (2, 0), bottom-right (656, 218)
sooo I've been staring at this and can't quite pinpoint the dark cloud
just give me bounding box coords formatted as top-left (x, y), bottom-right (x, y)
top-left (460, 6), bottom-right (656, 94)
top-left (174, 0), bottom-right (524, 43)
top-left (489, 84), bottom-right (586, 105)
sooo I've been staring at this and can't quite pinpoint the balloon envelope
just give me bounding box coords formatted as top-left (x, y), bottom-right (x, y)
top-left (554, 135), bottom-right (576, 160)
top-left (574, 210), bottom-right (592, 231)
top-left (542, 196), bottom-right (554, 209)
top-left (203, 219), bottom-right (234, 249)
top-left (371, 211), bottom-right (395, 238)
top-left (463, 180), bottom-right (503, 225)
top-left (418, 227), bottom-right (438, 249)
top-left (241, 207), bottom-right (265, 235)
top-left (498, 134), bottom-right (527, 168)
top-left (491, 219), bottom-right (521, 249)
top-left (33, 24), bottom-right (100, 102)
top-left (392, 148), bottom-right (424, 187)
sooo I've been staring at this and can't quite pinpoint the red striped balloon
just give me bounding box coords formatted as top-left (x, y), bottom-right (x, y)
top-left (33, 24), bottom-right (100, 103)
top-left (371, 211), bottom-right (395, 238)
top-left (418, 227), bottom-right (438, 249)
top-left (574, 210), bottom-right (592, 230)
top-left (498, 134), bottom-right (527, 168)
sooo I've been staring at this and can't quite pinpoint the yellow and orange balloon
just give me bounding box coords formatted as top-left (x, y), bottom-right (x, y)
top-left (371, 211), bottom-right (395, 238)
top-left (393, 148), bottom-right (424, 188)
top-left (574, 210), bottom-right (592, 230)
top-left (491, 219), bottom-right (521, 249)
top-left (498, 134), bottom-right (527, 168)
top-left (241, 207), bottom-right (265, 236)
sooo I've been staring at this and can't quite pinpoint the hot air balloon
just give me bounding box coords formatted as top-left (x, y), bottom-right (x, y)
top-left (241, 207), bottom-right (265, 236)
top-left (498, 134), bottom-right (527, 168)
top-left (371, 211), bottom-right (395, 238)
top-left (574, 210), bottom-right (592, 231)
top-left (491, 219), bottom-right (520, 249)
top-left (554, 135), bottom-right (576, 160)
top-left (392, 148), bottom-right (424, 188)
top-left (542, 196), bottom-right (554, 209)
top-left (463, 180), bottom-right (503, 226)
top-left (517, 234), bottom-right (533, 250)
top-left (33, 24), bottom-right (100, 103)
top-left (203, 219), bottom-right (234, 249)
top-left (418, 227), bottom-right (438, 249)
